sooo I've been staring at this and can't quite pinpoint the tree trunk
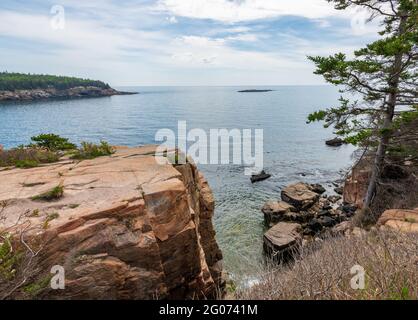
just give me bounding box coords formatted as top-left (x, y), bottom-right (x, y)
top-left (363, 14), bottom-right (408, 211)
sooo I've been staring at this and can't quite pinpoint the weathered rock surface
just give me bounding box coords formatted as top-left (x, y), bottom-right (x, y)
top-left (343, 160), bottom-right (370, 208)
top-left (0, 86), bottom-right (136, 102)
top-left (263, 223), bottom-right (302, 262)
top-left (261, 201), bottom-right (296, 226)
top-left (281, 183), bottom-right (320, 210)
top-left (377, 208), bottom-right (418, 234)
top-left (0, 146), bottom-right (223, 299)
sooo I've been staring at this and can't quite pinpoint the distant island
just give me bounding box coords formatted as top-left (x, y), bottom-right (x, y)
top-left (0, 72), bottom-right (137, 102)
top-left (238, 89), bottom-right (274, 93)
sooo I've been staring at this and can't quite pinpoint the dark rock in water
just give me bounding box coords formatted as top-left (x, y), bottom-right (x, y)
top-left (326, 137), bottom-right (345, 147)
top-left (382, 164), bottom-right (409, 180)
top-left (251, 170), bottom-right (271, 183)
top-left (310, 183), bottom-right (326, 194)
top-left (238, 89), bottom-right (273, 93)
top-left (334, 187), bottom-right (344, 195)
top-left (263, 222), bottom-right (302, 262)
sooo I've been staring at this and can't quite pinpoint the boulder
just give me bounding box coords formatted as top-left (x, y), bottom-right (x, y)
top-left (310, 183), bottom-right (326, 194)
top-left (328, 195), bottom-right (342, 203)
top-left (281, 183), bottom-right (320, 210)
top-left (0, 146), bottom-right (223, 299)
top-left (261, 201), bottom-right (296, 226)
top-left (251, 170), bottom-right (271, 183)
top-left (325, 137), bottom-right (345, 147)
top-left (377, 208), bottom-right (418, 234)
top-left (331, 221), bottom-right (352, 235)
top-left (334, 187), bottom-right (344, 195)
top-left (263, 222), bottom-right (302, 262)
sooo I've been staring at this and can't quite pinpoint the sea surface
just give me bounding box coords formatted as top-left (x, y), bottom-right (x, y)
top-left (0, 86), bottom-right (356, 285)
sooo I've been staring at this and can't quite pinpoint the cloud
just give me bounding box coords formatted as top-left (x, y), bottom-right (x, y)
top-left (158, 0), bottom-right (337, 22)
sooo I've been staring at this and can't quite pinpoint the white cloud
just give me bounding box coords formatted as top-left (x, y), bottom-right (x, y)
top-left (158, 0), bottom-right (337, 22)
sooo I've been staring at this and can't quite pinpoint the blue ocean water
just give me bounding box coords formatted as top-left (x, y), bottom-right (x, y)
top-left (0, 86), bottom-right (355, 283)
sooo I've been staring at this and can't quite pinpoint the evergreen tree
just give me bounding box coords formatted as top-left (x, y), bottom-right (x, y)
top-left (308, 0), bottom-right (417, 220)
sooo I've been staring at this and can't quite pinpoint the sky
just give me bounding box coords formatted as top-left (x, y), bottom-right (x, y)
top-left (0, 0), bottom-right (383, 86)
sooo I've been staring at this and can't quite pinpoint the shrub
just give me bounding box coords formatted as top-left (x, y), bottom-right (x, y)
top-left (0, 147), bottom-right (59, 168)
top-left (71, 141), bottom-right (114, 160)
top-left (32, 185), bottom-right (64, 202)
top-left (29, 133), bottom-right (76, 151)
top-left (237, 230), bottom-right (418, 300)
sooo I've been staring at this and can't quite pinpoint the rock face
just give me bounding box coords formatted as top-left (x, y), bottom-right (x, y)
top-left (343, 159), bottom-right (370, 208)
top-left (0, 86), bottom-right (136, 102)
top-left (0, 146), bottom-right (223, 299)
top-left (261, 201), bottom-right (296, 226)
top-left (377, 208), bottom-right (418, 234)
top-left (263, 223), bottom-right (302, 262)
top-left (281, 183), bottom-right (320, 210)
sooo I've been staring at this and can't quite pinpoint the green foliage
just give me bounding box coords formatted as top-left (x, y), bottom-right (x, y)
top-left (42, 212), bottom-right (60, 229)
top-left (32, 185), bottom-right (64, 202)
top-left (23, 275), bottom-right (53, 297)
top-left (0, 146), bottom-right (59, 168)
top-left (0, 234), bottom-right (23, 281)
top-left (30, 133), bottom-right (76, 151)
top-left (307, 0), bottom-right (418, 146)
top-left (71, 141), bottom-right (115, 160)
top-left (0, 72), bottom-right (110, 91)
top-left (344, 129), bottom-right (373, 146)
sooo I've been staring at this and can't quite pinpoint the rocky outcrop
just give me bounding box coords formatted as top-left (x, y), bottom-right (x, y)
top-left (262, 182), bottom-right (352, 260)
top-left (343, 159), bottom-right (371, 208)
top-left (263, 223), bottom-right (302, 262)
top-left (377, 208), bottom-right (418, 234)
top-left (0, 146), bottom-right (223, 299)
top-left (0, 86), bottom-right (136, 102)
top-left (281, 183), bottom-right (320, 210)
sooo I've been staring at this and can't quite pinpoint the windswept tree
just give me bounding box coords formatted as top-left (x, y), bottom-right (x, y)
top-left (308, 0), bottom-right (417, 221)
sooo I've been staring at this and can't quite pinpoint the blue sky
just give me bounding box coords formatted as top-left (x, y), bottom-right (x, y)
top-left (0, 0), bottom-right (382, 86)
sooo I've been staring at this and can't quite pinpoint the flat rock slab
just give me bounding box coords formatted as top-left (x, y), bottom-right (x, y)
top-left (262, 201), bottom-right (296, 226)
top-left (263, 222), bottom-right (302, 262)
top-left (281, 182), bottom-right (320, 210)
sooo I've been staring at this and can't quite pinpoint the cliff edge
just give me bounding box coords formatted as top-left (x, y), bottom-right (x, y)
top-left (0, 146), bottom-right (223, 299)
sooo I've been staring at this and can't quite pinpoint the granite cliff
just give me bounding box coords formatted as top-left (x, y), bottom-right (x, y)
top-left (0, 146), bottom-right (223, 299)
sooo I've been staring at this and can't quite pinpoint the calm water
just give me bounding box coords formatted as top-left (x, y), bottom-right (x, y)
top-left (0, 86), bottom-right (355, 284)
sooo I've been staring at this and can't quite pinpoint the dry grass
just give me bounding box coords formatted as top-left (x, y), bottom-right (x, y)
top-left (237, 230), bottom-right (418, 300)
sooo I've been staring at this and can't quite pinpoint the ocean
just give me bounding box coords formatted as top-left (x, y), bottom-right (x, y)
top-left (0, 86), bottom-right (356, 284)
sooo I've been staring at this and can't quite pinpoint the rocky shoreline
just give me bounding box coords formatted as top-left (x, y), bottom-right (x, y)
top-left (0, 86), bottom-right (137, 102)
top-left (261, 172), bottom-right (418, 263)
